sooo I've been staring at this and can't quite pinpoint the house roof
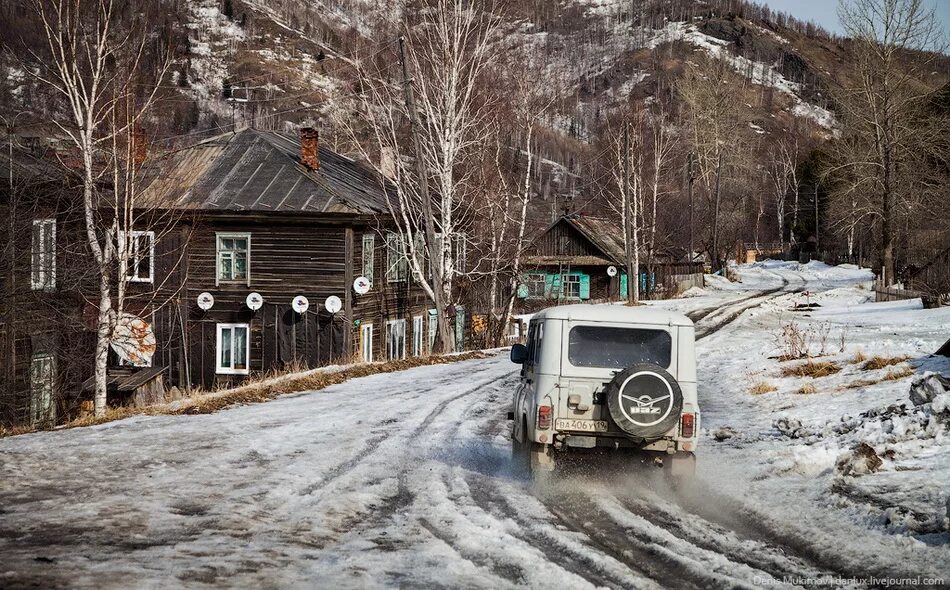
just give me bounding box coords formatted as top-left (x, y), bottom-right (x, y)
top-left (0, 144), bottom-right (74, 185)
top-left (526, 215), bottom-right (692, 266)
top-left (567, 216), bottom-right (627, 264)
top-left (138, 129), bottom-right (391, 215)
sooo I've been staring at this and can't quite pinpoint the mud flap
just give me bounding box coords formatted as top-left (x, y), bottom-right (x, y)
top-left (530, 444), bottom-right (555, 472)
top-left (665, 452), bottom-right (696, 478)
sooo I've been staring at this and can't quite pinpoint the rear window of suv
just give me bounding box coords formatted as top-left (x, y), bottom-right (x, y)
top-left (568, 325), bottom-right (672, 369)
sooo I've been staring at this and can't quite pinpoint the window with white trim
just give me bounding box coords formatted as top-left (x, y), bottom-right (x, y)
top-left (30, 353), bottom-right (54, 425)
top-left (427, 311), bottom-right (437, 350)
top-left (31, 219), bottom-right (56, 291)
top-left (216, 233), bottom-right (250, 284)
top-left (121, 230), bottom-right (155, 283)
top-left (525, 273), bottom-right (546, 298)
top-left (561, 273), bottom-right (582, 299)
top-left (362, 234), bottom-right (375, 285)
top-left (413, 233), bottom-right (426, 279)
top-left (454, 232), bottom-right (467, 273)
top-left (412, 315), bottom-right (424, 356)
top-left (360, 323), bottom-right (374, 362)
top-left (386, 318), bottom-right (406, 360)
top-left (385, 232), bottom-right (408, 282)
top-left (216, 323), bottom-right (250, 374)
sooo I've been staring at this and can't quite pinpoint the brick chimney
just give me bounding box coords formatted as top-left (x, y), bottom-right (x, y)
top-left (300, 127), bottom-right (320, 170)
top-left (132, 126), bottom-right (148, 166)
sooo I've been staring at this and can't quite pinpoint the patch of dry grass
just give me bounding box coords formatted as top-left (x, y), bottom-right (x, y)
top-left (0, 424), bottom-right (40, 437)
top-left (882, 366), bottom-right (914, 381)
top-left (861, 355), bottom-right (910, 371)
top-left (843, 378), bottom-right (881, 390)
top-left (797, 383), bottom-right (818, 395)
top-left (780, 361), bottom-right (841, 378)
top-left (749, 381), bottom-right (778, 395)
top-left (850, 350), bottom-right (867, 364)
top-left (2, 352), bottom-right (489, 438)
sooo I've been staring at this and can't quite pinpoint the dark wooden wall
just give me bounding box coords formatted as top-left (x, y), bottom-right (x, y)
top-left (146, 216), bottom-right (435, 391)
top-left (526, 222), bottom-right (602, 258)
top-left (351, 226), bottom-right (433, 361)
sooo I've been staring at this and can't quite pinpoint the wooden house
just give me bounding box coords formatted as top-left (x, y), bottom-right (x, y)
top-left (515, 214), bottom-right (703, 312)
top-left (136, 128), bottom-right (440, 391)
top-left (0, 127), bottom-right (452, 426)
top-left (0, 142), bottom-right (93, 427)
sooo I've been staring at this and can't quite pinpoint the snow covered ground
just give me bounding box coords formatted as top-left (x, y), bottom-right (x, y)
top-left (1, 261), bottom-right (948, 589)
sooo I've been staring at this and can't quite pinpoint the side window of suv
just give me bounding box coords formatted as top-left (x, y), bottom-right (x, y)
top-left (523, 320), bottom-right (544, 378)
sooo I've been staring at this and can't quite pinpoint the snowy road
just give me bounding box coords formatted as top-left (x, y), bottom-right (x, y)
top-left (2, 262), bottom-right (948, 589)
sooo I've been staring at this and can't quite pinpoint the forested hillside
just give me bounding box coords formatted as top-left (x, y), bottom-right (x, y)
top-left (1, 0), bottom-right (947, 285)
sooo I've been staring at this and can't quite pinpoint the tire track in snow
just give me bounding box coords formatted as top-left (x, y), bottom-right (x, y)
top-left (310, 367), bottom-right (516, 553)
top-left (612, 487), bottom-right (831, 586)
top-left (293, 363), bottom-right (502, 498)
top-left (465, 473), bottom-right (662, 590)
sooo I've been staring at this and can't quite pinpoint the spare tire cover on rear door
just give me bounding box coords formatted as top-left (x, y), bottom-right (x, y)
top-left (605, 362), bottom-right (683, 439)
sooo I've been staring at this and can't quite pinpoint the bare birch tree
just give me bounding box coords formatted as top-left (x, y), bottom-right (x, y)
top-left (347, 0), bottom-right (500, 352)
top-left (485, 76), bottom-right (552, 344)
top-left (834, 0), bottom-right (946, 283)
top-left (768, 139), bottom-right (799, 247)
top-left (605, 112), bottom-right (645, 304)
top-left (29, 0), bottom-right (170, 415)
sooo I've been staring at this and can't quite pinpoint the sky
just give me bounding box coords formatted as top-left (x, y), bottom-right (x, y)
top-left (761, 0), bottom-right (950, 37)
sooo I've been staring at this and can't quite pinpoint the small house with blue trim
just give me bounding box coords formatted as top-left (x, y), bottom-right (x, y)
top-left (516, 214), bottom-right (703, 312)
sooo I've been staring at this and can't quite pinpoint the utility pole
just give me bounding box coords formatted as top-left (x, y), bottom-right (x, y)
top-left (398, 36), bottom-right (452, 353)
top-left (814, 182), bottom-right (819, 253)
top-left (712, 152), bottom-right (723, 273)
top-left (623, 122), bottom-right (635, 303)
top-left (686, 152), bottom-right (694, 267)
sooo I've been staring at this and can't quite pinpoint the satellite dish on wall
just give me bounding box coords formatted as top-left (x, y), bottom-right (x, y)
top-left (197, 292), bottom-right (214, 311)
top-left (353, 276), bottom-right (371, 295)
top-left (324, 295), bottom-right (342, 314)
top-left (292, 295), bottom-right (309, 314)
top-left (607, 265), bottom-right (618, 277)
top-left (246, 292), bottom-right (264, 311)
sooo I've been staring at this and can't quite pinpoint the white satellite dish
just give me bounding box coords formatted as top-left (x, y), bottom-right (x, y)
top-left (324, 295), bottom-right (342, 314)
top-left (353, 276), bottom-right (371, 295)
top-left (292, 295), bottom-right (309, 314)
top-left (246, 292), bottom-right (264, 311)
top-left (607, 265), bottom-right (618, 277)
top-left (197, 292), bottom-right (214, 311)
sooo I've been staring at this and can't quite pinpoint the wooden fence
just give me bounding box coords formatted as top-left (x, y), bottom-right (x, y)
top-left (874, 279), bottom-right (943, 308)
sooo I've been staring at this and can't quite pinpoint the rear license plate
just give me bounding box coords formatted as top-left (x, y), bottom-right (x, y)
top-left (555, 419), bottom-right (608, 433)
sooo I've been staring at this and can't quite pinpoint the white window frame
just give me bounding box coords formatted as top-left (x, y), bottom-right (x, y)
top-left (31, 219), bottom-right (56, 291)
top-left (30, 353), bottom-right (55, 425)
top-left (385, 232), bottom-right (408, 283)
top-left (412, 315), bottom-right (424, 356)
top-left (360, 323), bottom-right (374, 362)
top-left (216, 233), bottom-right (251, 286)
top-left (216, 323), bottom-right (250, 375)
top-left (454, 232), bottom-right (467, 273)
top-left (525, 273), bottom-right (546, 298)
top-left (121, 230), bottom-right (155, 283)
top-left (362, 233), bottom-right (375, 285)
top-left (561, 273), bottom-right (582, 300)
top-left (428, 311), bottom-right (437, 350)
top-left (386, 318), bottom-right (407, 360)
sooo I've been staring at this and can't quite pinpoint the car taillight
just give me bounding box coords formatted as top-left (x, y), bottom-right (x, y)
top-left (538, 405), bottom-right (552, 430)
top-left (680, 413), bottom-right (695, 438)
